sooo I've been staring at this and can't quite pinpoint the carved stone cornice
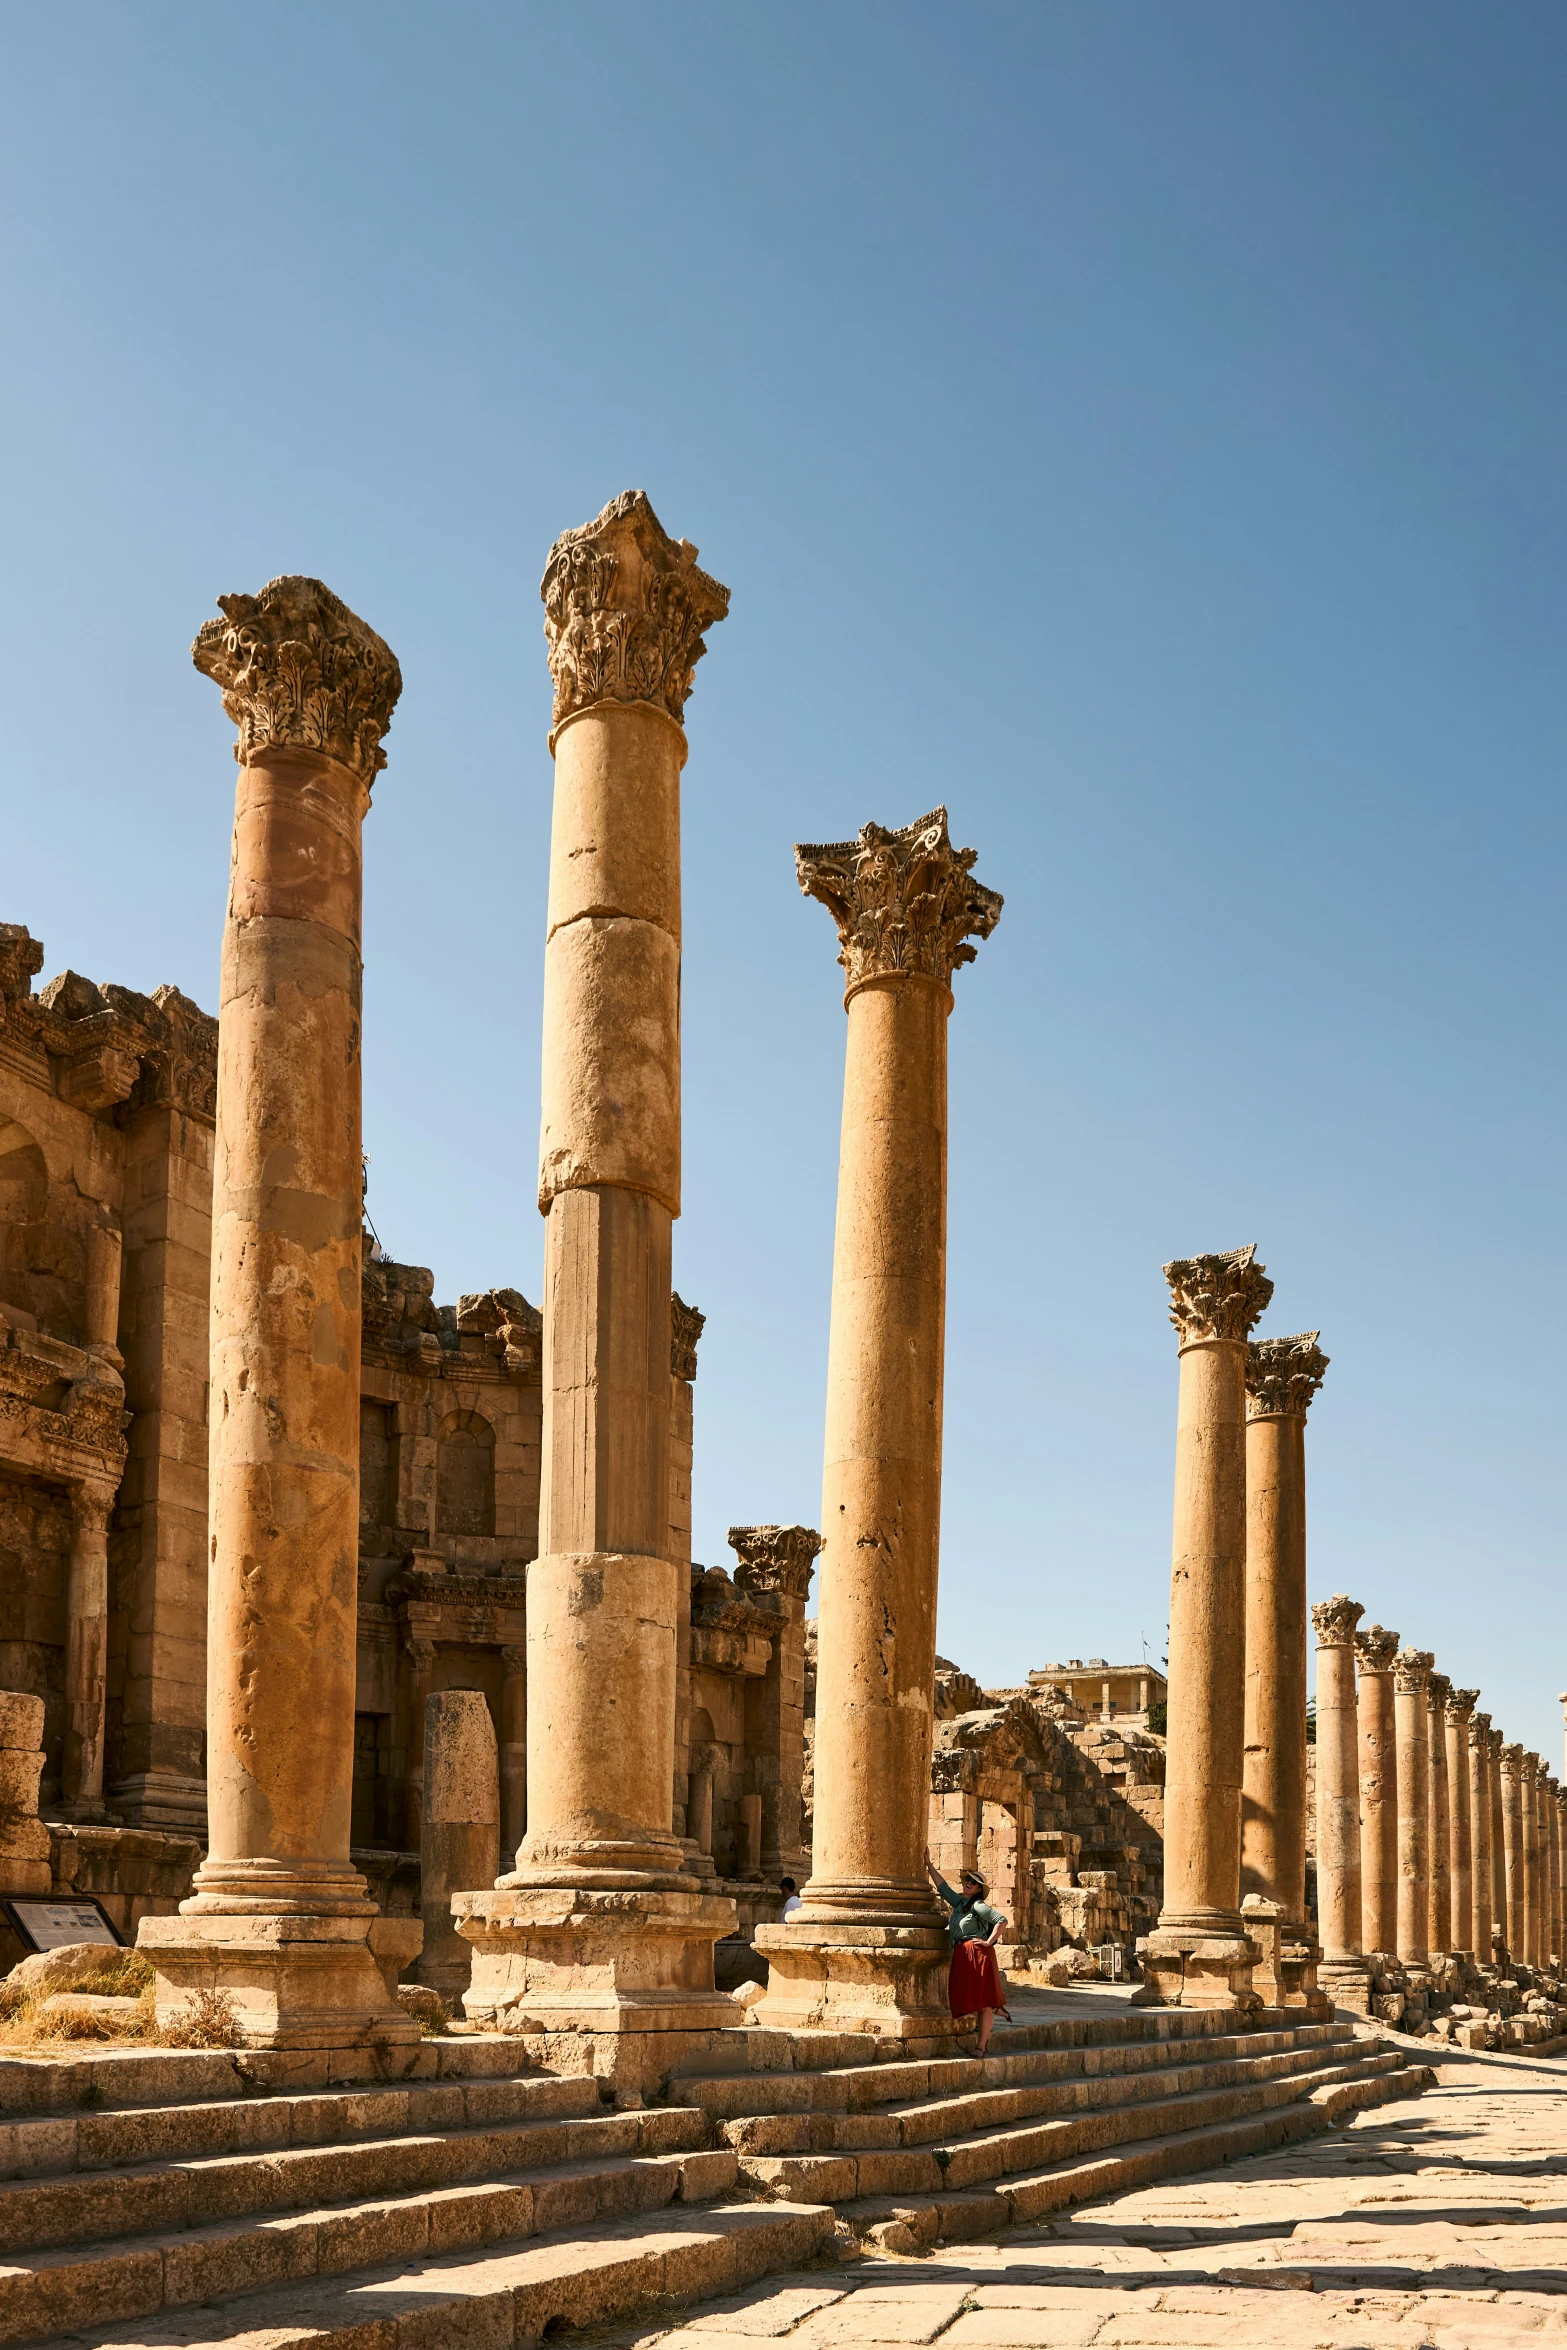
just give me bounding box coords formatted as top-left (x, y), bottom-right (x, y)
top-left (193, 575), bottom-right (402, 781)
top-left (541, 490), bottom-right (728, 735)
top-left (1355, 1623), bottom-right (1400, 1672)
top-left (795, 807), bottom-right (1002, 996)
top-left (1428, 1671), bottom-right (1452, 1717)
top-left (1470, 1709), bottom-right (1491, 1749)
top-left (115, 984), bottom-right (218, 1124)
top-left (1246, 1332), bottom-right (1329, 1420)
top-left (1393, 1648), bottom-right (1434, 1695)
top-left (1163, 1244), bottom-right (1273, 1347)
top-left (1445, 1687), bottom-right (1478, 1726)
top-left (671, 1294), bottom-right (705, 1383)
top-left (1500, 1741), bottom-right (1525, 1781)
top-left (1311, 1594), bottom-right (1363, 1647)
top-left (728, 1523), bottom-right (823, 1605)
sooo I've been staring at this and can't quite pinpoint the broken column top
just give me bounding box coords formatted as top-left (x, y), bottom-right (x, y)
top-left (1163, 1244), bottom-right (1273, 1346)
top-left (794, 806), bottom-right (1002, 997)
top-left (1311, 1594), bottom-right (1363, 1647)
top-left (192, 574), bottom-right (402, 780)
top-left (1246, 1331), bottom-right (1329, 1419)
top-left (540, 488), bottom-right (729, 736)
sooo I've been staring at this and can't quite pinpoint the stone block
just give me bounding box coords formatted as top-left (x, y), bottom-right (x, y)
top-left (0, 1693), bottom-right (44, 1753)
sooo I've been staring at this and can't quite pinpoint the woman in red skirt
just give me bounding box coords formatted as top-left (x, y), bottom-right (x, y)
top-left (923, 1848), bottom-right (1010, 2053)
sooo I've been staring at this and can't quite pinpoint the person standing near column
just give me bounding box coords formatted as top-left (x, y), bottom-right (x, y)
top-left (755, 809), bottom-right (1001, 2039)
top-left (140, 577), bottom-right (418, 2044)
top-left (1312, 1595), bottom-right (1368, 2011)
top-left (1356, 1624), bottom-right (1400, 1961)
top-left (455, 494), bottom-right (738, 2082)
top-left (1145, 1246), bottom-right (1273, 2009)
top-left (1443, 1688), bottom-right (1476, 1960)
top-left (1469, 1709), bottom-right (1493, 1968)
top-left (1393, 1650), bottom-right (1434, 1969)
top-left (1426, 1671), bottom-right (1452, 1962)
top-left (1240, 1335), bottom-right (1328, 1953)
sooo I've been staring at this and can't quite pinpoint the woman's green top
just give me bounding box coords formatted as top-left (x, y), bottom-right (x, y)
top-left (932, 1874), bottom-right (1005, 1948)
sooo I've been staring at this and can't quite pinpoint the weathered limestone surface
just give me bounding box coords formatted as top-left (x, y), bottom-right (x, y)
top-left (1311, 1594), bottom-right (1367, 2010)
top-left (1444, 1685), bottom-right (1476, 1956)
top-left (1355, 1622), bottom-right (1399, 1961)
top-left (1469, 1706), bottom-right (1494, 1963)
top-left (456, 494), bottom-right (736, 2080)
top-left (1239, 1331), bottom-right (1328, 2013)
top-left (1145, 1245), bottom-right (1271, 2009)
top-left (1392, 1649), bottom-right (1433, 1967)
top-left (728, 1524), bottom-right (821, 1880)
top-left (419, 1689), bottom-right (499, 1999)
top-left (1500, 1740), bottom-right (1526, 1964)
top-left (1425, 1670), bottom-right (1452, 1960)
top-left (755, 809), bottom-right (1000, 2038)
top-left (138, 575), bottom-right (420, 2046)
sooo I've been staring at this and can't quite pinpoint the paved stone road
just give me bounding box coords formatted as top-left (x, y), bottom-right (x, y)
top-left (612, 2049), bottom-right (1567, 2349)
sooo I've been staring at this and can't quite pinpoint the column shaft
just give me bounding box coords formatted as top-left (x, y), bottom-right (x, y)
top-left (1311, 1598), bottom-right (1366, 2006)
top-left (1522, 1760), bottom-right (1539, 1965)
top-left (1393, 1654), bottom-right (1433, 1966)
top-left (1501, 1747), bottom-right (1525, 1961)
top-left (1241, 1410), bottom-right (1308, 1922)
top-left (1426, 1675), bottom-right (1451, 1958)
top-left (60, 1485), bottom-right (114, 1817)
top-left (1444, 1695), bottom-right (1474, 1955)
top-left (498, 1645), bottom-right (526, 1867)
top-left (1490, 1731), bottom-right (1507, 1958)
top-left (1356, 1630), bottom-right (1399, 1956)
top-left (1468, 1713), bottom-right (1493, 1967)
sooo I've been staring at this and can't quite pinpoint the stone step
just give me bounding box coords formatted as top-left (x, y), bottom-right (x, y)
top-left (0, 2197), bottom-right (836, 2350)
top-left (0, 2068), bottom-right (606, 2182)
top-left (840, 2058), bottom-right (1437, 2252)
top-left (678, 2018), bottom-right (1359, 2119)
top-left (0, 2035), bottom-right (537, 2121)
top-left (736, 2043), bottom-right (1411, 2204)
top-left (718, 2030), bottom-right (1369, 2154)
top-left (0, 2103), bottom-right (709, 2257)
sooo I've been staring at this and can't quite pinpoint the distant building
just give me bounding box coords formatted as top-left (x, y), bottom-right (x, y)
top-left (1030, 1657), bottom-right (1166, 1725)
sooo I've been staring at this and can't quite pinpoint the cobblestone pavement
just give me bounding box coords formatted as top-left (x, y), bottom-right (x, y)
top-left (611, 2050), bottom-right (1567, 2349)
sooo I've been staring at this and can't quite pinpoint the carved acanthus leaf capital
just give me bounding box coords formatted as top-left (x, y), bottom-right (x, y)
top-left (1355, 1623), bottom-right (1400, 1672)
top-left (1311, 1594), bottom-right (1363, 1647)
top-left (1427, 1671), bottom-right (1452, 1715)
top-left (541, 489), bottom-right (728, 734)
top-left (193, 576), bottom-right (401, 781)
top-left (1446, 1687), bottom-right (1479, 1725)
top-left (1469, 1709), bottom-right (1491, 1748)
top-left (795, 807), bottom-right (1002, 995)
top-left (1246, 1332), bottom-right (1329, 1420)
top-left (728, 1523), bottom-right (824, 1604)
top-left (1393, 1647), bottom-right (1434, 1695)
top-left (1163, 1244), bottom-right (1273, 1347)
top-left (1488, 1726), bottom-right (1505, 1760)
top-left (671, 1293), bottom-right (705, 1383)
top-left (1500, 1741), bottom-right (1525, 1779)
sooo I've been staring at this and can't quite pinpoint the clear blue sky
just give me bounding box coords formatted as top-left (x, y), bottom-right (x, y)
top-left (3, 6), bottom-right (1563, 1760)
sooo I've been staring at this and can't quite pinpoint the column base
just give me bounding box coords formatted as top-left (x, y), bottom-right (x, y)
top-left (1141, 1920), bottom-right (1261, 2011)
top-left (1318, 1955), bottom-right (1374, 2015)
top-left (135, 1911), bottom-right (423, 2049)
top-left (1240, 1897), bottom-right (1333, 2016)
top-left (453, 1883), bottom-right (740, 2039)
top-left (751, 1920), bottom-right (953, 2039)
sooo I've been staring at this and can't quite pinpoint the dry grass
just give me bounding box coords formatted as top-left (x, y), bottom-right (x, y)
top-left (0, 1953), bottom-right (243, 2054)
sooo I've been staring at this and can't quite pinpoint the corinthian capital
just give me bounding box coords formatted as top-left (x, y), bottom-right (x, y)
top-left (1311, 1594), bottom-right (1363, 1647)
top-left (1500, 1741), bottom-right (1525, 1780)
top-left (1446, 1687), bottom-right (1478, 1725)
top-left (541, 489), bottom-right (728, 734)
top-left (671, 1293), bottom-right (705, 1383)
top-left (193, 576), bottom-right (401, 781)
top-left (1393, 1647), bottom-right (1434, 1695)
top-left (1428, 1670), bottom-right (1452, 1715)
top-left (1246, 1332), bottom-right (1328, 1420)
top-left (1163, 1244), bottom-right (1273, 1347)
top-left (728, 1523), bottom-right (824, 1604)
top-left (1469, 1708), bottom-right (1491, 1749)
top-left (1356, 1623), bottom-right (1400, 1672)
top-left (795, 807), bottom-right (1002, 996)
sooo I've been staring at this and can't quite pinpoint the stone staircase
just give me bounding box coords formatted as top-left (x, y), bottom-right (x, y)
top-left (0, 2007), bottom-right (1432, 2348)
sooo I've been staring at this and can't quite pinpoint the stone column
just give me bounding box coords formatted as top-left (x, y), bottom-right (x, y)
top-left (1355, 1623), bottom-right (1400, 1960)
top-left (754, 809), bottom-right (1002, 2039)
top-left (1545, 1776), bottom-right (1561, 1971)
top-left (59, 1480), bottom-right (116, 1819)
top-left (402, 1635), bottom-right (437, 1848)
top-left (729, 1524), bottom-right (822, 1880)
top-left (1468, 1710), bottom-right (1493, 1968)
top-left (1554, 1786), bottom-right (1566, 1970)
top-left (1501, 1743), bottom-right (1525, 1964)
top-left (420, 1692), bottom-right (499, 2001)
top-left (139, 576), bottom-right (419, 2045)
top-left (1425, 1672), bottom-right (1452, 1961)
top-left (84, 1220), bottom-right (124, 1361)
top-left (499, 1645), bottom-right (527, 1867)
top-left (669, 1296), bottom-right (702, 1862)
top-left (1240, 1332), bottom-right (1329, 2012)
top-left (1393, 1650), bottom-right (1434, 1967)
top-left (454, 493), bottom-right (737, 2079)
top-left (1145, 1246), bottom-right (1273, 2009)
top-left (1489, 1727), bottom-right (1507, 1961)
top-left (1443, 1688), bottom-right (1476, 1958)
top-left (1521, 1754), bottom-right (1541, 1966)
top-left (1312, 1595), bottom-right (1368, 2011)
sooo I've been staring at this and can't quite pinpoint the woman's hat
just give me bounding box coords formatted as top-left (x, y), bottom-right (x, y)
top-left (959, 1868), bottom-right (988, 1894)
